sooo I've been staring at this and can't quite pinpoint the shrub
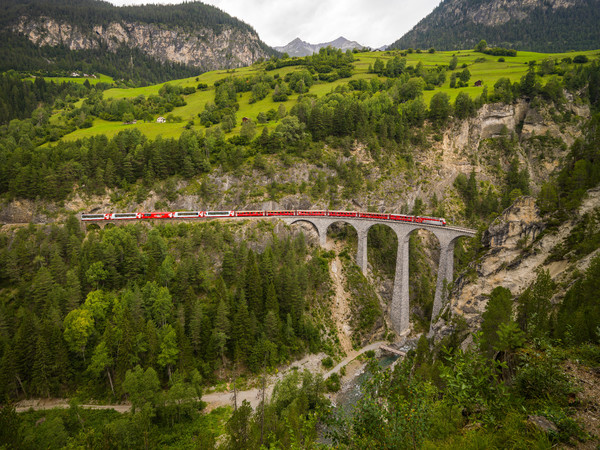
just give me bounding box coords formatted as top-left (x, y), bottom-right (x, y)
top-left (321, 356), bottom-right (334, 369)
top-left (513, 346), bottom-right (572, 403)
top-left (326, 373), bottom-right (341, 392)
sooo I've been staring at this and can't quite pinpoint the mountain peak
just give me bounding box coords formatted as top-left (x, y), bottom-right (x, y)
top-left (275, 36), bottom-right (365, 57)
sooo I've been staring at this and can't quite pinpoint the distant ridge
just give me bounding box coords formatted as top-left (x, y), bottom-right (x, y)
top-left (389, 0), bottom-right (600, 52)
top-left (275, 36), bottom-right (366, 57)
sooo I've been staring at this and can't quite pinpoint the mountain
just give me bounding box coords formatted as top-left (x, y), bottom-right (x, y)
top-left (0, 0), bottom-right (276, 83)
top-left (275, 36), bottom-right (365, 57)
top-left (389, 0), bottom-right (600, 52)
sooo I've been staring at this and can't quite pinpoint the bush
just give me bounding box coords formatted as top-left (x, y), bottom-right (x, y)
top-left (321, 356), bottom-right (334, 369)
top-left (573, 55), bottom-right (589, 64)
top-left (326, 373), bottom-right (341, 392)
top-left (513, 346), bottom-right (573, 403)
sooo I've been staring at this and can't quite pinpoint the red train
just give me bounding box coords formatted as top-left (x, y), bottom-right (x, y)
top-left (80, 210), bottom-right (447, 226)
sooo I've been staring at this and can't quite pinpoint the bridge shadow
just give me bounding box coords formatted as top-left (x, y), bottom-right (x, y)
top-left (326, 221), bottom-right (358, 253)
top-left (286, 219), bottom-right (321, 246)
top-left (85, 223), bottom-right (102, 232)
top-left (406, 228), bottom-right (440, 332)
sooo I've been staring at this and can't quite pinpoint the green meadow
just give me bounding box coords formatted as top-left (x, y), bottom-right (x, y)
top-left (27, 73), bottom-right (114, 85)
top-left (59, 48), bottom-right (599, 142)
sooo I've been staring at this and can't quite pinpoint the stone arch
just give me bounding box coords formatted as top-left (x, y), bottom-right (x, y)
top-left (365, 222), bottom-right (399, 281)
top-left (85, 222), bottom-right (102, 232)
top-left (404, 227), bottom-right (443, 330)
top-left (287, 219), bottom-right (325, 246)
top-left (325, 220), bottom-right (364, 270)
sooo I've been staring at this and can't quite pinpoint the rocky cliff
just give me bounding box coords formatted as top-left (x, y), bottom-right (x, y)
top-left (431, 188), bottom-right (600, 341)
top-left (13, 16), bottom-right (270, 71)
top-left (389, 0), bottom-right (600, 51)
top-left (2, 0), bottom-right (276, 74)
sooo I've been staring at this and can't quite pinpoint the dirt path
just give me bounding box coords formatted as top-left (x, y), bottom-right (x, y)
top-left (15, 399), bottom-right (131, 414)
top-left (324, 341), bottom-right (388, 379)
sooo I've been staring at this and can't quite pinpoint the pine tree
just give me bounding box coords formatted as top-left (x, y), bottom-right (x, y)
top-left (480, 286), bottom-right (513, 356)
top-left (245, 251), bottom-right (263, 318)
top-left (221, 249), bottom-right (237, 286)
top-left (189, 299), bottom-right (204, 353)
top-left (232, 292), bottom-right (252, 363)
top-left (158, 324), bottom-right (179, 381)
top-left (517, 269), bottom-right (554, 338)
top-left (264, 281), bottom-right (279, 316)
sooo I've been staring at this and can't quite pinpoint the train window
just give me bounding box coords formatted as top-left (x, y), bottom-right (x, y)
top-left (81, 214), bottom-right (104, 219)
top-left (113, 214), bottom-right (137, 218)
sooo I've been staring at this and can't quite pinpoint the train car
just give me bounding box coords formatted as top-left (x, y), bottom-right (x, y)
top-left (359, 212), bottom-right (389, 220)
top-left (414, 216), bottom-right (447, 226)
top-left (328, 211), bottom-right (358, 218)
top-left (389, 214), bottom-right (415, 223)
top-left (205, 211), bottom-right (235, 218)
top-left (174, 211), bottom-right (204, 218)
top-left (110, 213), bottom-right (140, 220)
top-left (81, 213), bottom-right (110, 221)
top-left (297, 210), bottom-right (327, 216)
top-left (139, 212), bottom-right (173, 219)
top-left (235, 211), bottom-right (265, 217)
top-left (266, 211), bottom-right (295, 216)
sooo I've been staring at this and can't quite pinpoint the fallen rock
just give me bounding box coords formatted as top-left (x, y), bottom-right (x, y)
top-left (527, 415), bottom-right (558, 434)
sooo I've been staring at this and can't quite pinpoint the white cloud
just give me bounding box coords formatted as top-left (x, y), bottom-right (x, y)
top-left (107, 0), bottom-right (440, 49)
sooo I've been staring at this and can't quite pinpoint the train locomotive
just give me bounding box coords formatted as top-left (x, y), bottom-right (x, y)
top-left (81, 210), bottom-right (447, 226)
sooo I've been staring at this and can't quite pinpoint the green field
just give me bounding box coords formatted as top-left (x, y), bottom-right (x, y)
top-left (27, 73), bottom-right (114, 85)
top-left (59, 48), bottom-right (599, 142)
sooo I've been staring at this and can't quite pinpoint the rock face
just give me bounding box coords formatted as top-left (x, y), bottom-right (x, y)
top-left (13, 16), bottom-right (271, 71)
top-left (482, 197), bottom-right (544, 249)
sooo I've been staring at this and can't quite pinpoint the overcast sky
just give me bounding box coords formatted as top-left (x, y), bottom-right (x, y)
top-left (107, 0), bottom-right (440, 49)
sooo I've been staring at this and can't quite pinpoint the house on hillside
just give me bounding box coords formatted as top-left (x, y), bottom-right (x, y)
top-left (474, 80), bottom-right (483, 87)
top-left (157, 116), bottom-right (166, 123)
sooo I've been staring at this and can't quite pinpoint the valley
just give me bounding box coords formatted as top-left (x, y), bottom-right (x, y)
top-left (0, 0), bottom-right (599, 448)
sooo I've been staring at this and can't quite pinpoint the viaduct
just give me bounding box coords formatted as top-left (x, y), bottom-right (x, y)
top-left (280, 217), bottom-right (476, 335)
top-left (85, 216), bottom-right (476, 336)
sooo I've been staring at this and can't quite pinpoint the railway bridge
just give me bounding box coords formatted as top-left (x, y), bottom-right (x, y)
top-left (281, 217), bottom-right (476, 335)
top-left (83, 214), bottom-right (475, 335)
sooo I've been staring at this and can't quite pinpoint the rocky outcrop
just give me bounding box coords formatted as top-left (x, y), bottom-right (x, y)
top-left (482, 197), bottom-right (544, 248)
top-left (430, 189), bottom-right (600, 341)
top-left (14, 16), bottom-right (271, 70)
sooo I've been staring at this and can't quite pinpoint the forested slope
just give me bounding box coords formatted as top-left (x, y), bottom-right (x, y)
top-left (0, 0), bottom-right (276, 84)
top-left (390, 0), bottom-right (600, 52)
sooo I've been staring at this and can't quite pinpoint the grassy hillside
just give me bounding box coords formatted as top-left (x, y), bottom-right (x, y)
top-left (56, 48), bottom-right (599, 142)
